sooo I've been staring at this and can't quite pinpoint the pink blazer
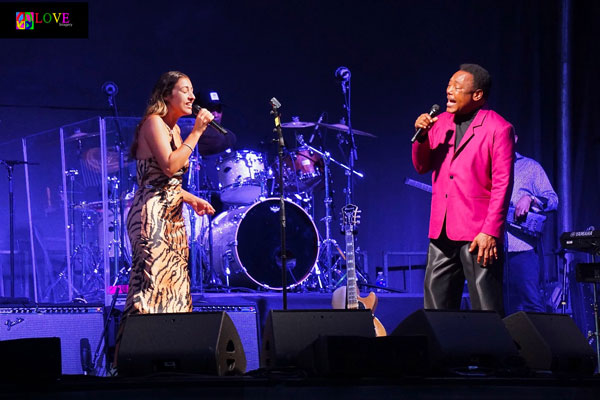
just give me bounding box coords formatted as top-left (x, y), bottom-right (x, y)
top-left (412, 108), bottom-right (515, 241)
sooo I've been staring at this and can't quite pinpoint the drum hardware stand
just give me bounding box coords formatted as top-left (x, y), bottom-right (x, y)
top-left (66, 169), bottom-right (80, 257)
top-left (1, 159), bottom-right (38, 299)
top-left (186, 151), bottom-right (204, 294)
top-left (269, 97), bottom-right (289, 309)
top-left (45, 169), bottom-right (78, 301)
top-left (107, 176), bottom-right (131, 288)
top-left (222, 252), bottom-right (232, 291)
top-left (310, 262), bottom-right (325, 291)
top-left (295, 136), bottom-right (364, 291)
top-left (49, 203), bottom-right (104, 302)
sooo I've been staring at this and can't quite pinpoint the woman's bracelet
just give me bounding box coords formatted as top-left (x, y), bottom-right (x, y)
top-left (182, 143), bottom-right (194, 153)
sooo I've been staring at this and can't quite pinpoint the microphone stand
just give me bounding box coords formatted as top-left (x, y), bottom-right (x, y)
top-left (104, 86), bottom-right (130, 297)
top-left (92, 286), bottom-right (120, 375)
top-left (1, 160), bottom-right (38, 298)
top-left (337, 73), bottom-right (366, 292)
top-left (339, 77), bottom-right (357, 206)
top-left (270, 98), bottom-right (287, 310)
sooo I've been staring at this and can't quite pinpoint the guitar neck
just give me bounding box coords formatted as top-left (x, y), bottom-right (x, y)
top-left (404, 177), bottom-right (432, 193)
top-left (345, 228), bottom-right (359, 309)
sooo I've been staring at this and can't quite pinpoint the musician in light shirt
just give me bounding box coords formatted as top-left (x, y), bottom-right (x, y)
top-left (505, 134), bottom-right (558, 315)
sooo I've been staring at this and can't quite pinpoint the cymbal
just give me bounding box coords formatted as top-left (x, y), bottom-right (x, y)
top-left (317, 122), bottom-right (377, 138)
top-left (66, 130), bottom-right (99, 141)
top-left (280, 121), bottom-right (315, 129)
top-left (83, 147), bottom-right (121, 173)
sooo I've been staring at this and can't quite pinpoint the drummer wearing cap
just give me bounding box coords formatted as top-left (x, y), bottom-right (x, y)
top-left (196, 90), bottom-right (237, 155)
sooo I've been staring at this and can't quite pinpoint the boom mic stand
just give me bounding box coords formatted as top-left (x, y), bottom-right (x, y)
top-left (334, 67), bottom-right (367, 288)
top-left (270, 97), bottom-right (288, 310)
top-left (335, 67), bottom-right (357, 206)
top-left (102, 82), bottom-right (130, 292)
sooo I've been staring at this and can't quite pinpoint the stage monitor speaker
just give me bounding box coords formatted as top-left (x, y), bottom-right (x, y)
top-left (503, 311), bottom-right (596, 375)
top-left (260, 309), bottom-right (375, 369)
top-left (391, 309), bottom-right (521, 373)
top-left (118, 311), bottom-right (246, 377)
top-left (0, 306), bottom-right (104, 375)
top-left (193, 304), bottom-right (259, 372)
top-left (297, 335), bottom-right (429, 377)
top-left (0, 337), bottom-right (61, 382)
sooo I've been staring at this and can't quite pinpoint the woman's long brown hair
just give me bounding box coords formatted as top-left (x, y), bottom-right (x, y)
top-left (129, 71), bottom-right (189, 159)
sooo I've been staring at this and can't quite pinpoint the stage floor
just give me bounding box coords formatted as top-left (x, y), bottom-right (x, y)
top-left (1, 373), bottom-right (600, 400)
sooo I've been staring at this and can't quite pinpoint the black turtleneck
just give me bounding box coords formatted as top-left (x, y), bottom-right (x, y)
top-left (454, 109), bottom-right (479, 152)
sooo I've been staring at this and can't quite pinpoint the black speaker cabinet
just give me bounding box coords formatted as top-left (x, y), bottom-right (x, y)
top-left (118, 311), bottom-right (246, 376)
top-left (503, 311), bottom-right (596, 375)
top-left (297, 335), bottom-right (429, 377)
top-left (392, 309), bottom-right (521, 373)
top-left (261, 309), bottom-right (376, 368)
top-left (0, 337), bottom-right (61, 382)
top-left (193, 304), bottom-right (259, 372)
top-left (0, 306), bottom-right (104, 375)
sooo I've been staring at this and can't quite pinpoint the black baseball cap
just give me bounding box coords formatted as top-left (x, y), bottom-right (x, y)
top-left (194, 90), bottom-right (223, 112)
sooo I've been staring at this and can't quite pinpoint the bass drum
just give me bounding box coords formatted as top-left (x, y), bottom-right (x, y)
top-left (207, 198), bottom-right (319, 290)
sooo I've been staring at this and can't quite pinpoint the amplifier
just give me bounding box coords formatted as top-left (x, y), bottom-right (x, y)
top-left (193, 304), bottom-right (259, 372)
top-left (0, 306), bottom-right (104, 375)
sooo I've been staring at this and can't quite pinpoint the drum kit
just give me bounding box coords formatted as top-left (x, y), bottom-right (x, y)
top-left (45, 110), bottom-right (375, 301)
top-left (187, 117), bottom-right (376, 293)
top-left (42, 137), bottom-right (138, 303)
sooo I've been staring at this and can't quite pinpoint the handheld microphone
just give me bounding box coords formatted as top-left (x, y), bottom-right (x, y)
top-left (411, 104), bottom-right (440, 143)
top-left (80, 338), bottom-right (93, 375)
top-left (192, 104), bottom-right (228, 135)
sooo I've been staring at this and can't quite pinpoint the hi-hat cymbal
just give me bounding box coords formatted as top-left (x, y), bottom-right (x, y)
top-left (317, 122), bottom-right (377, 138)
top-left (280, 121), bottom-right (315, 129)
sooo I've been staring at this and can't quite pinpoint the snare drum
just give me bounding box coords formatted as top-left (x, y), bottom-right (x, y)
top-left (206, 198), bottom-right (319, 290)
top-left (216, 150), bottom-right (265, 204)
top-left (280, 147), bottom-right (324, 193)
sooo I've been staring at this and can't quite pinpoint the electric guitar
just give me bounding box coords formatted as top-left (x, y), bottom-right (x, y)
top-left (404, 177), bottom-right (546, 237)
top-left (331, 204), bottom-right (387, 337)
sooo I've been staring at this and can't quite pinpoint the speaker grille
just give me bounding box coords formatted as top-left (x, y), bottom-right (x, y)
top-left (0, 306), bottom-right (104, 375)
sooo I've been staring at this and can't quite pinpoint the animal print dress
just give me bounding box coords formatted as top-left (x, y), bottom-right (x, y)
top-left (122, 156), bottom-right (192, 315)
